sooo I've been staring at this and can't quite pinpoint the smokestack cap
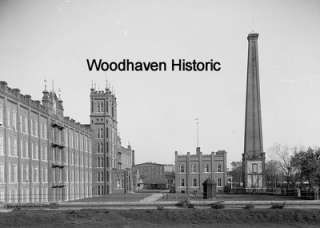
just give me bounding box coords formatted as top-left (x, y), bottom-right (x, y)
top-left (247, 33), bottom-right (259, 40)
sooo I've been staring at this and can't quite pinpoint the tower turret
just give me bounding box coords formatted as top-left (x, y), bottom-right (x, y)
top-left (90, 86), bottom-right (118, 195)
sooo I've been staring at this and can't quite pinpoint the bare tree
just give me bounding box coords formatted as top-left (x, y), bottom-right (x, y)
top-left (265, 160), bottom-right (282, 190)
top-left (268, 143), bottom-right (297, 193)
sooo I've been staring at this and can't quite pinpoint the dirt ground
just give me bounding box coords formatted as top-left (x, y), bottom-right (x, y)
top-left (0, 208), bottom-right (320, 228)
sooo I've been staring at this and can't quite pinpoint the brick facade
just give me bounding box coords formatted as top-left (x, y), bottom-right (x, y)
top-left (242, 33), bottom-right (266, 191)
top-left (90, 87), bottom-right (135, 195)
top-left (175, 147), bottom-right (227, 193)
top-left (134, 163), bottom-right (167, 189)
top-left (0, 81), bottom-right (92, 203)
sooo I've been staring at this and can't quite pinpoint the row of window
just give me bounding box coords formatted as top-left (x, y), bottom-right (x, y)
top-left (0, 163), bottom-right (93, 185)
top-left (65, 130), bottom-right (90, 152)
top-left (68, 150), bottom-right (92, 167)
top-left (0, 164), bottom-right (48, 184)
top-left (4, 108), bottom-right (48, 140)
top-left (94, 100), bottom-right (117, 114)
top-left (179, 163), bottom-right (223, 173)
top-left (0, 134), bottom-right (93, 168)
top-left (0, 187), bottom-right (48, 203)
top-left (97, 127), bottom-right (110, 139)
top-left (65, 185), bottom-right (92, 201)
top-left (64, 129), bottom-right (91, 152)
top-left (180, 178), bottom-right (223, 187)
top-left (97, 185), bottom-right (105, 195)
top-left (97, 142), bottom-right (110, 153)
top-left (1, 119), bottom-right (92, 154)
top-left (0, 101), bottom-right (46, 140)
top-left (0, 134), bottom-right (48, 160)
top-left (92, 100), bottom-right (116, 117)
top-left (97, 171), bottom-right (104, 182)
top-left (97, 157), bottom-right (105, 168)
top-left (95, 101), bottom-right (108, 113)
top-left (0, 130), bottom-right (91, 159)
top-left (64, 169), bottom-right (91, 183)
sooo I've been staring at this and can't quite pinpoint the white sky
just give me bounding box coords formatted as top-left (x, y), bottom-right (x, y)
top-left (1, 0), bottom-right (320, 165)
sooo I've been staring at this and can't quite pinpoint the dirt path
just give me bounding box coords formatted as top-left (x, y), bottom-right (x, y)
top-left (139, 193), bottom-right (164, 203)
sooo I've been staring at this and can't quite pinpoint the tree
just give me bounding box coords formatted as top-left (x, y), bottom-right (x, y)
top-left (229, 161), bottom-right (242, 188)
top-left (265, 160), bottom-right (282, 190)
top-left (291, 147), bottom-right (320, 188)
top-left (268, 143), bottom-right (297, 192)
top-left (230, 161), bottom-right (242, 170)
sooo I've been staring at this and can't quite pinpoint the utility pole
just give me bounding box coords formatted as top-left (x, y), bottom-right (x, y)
top-left (195, 118), bottom-right (199, 148)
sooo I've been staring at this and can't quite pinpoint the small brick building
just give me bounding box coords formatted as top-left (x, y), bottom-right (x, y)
top-left (134, 162), bottom-right (167, 190)
top-left (175, 147), bottom-right (227, 193)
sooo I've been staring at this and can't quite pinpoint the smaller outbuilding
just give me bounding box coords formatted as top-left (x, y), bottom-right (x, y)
top-left (203, 178), bottom-right (217, 199)
top-left (134, 162), bottom-right (168, 190)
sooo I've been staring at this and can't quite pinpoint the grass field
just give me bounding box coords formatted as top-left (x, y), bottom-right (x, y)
top-left (72, 192), bottom-right (152, 202)
top-left (160, 193), bottom-right (298, 201)
top-left (1, 208), bottom-right (320, 227)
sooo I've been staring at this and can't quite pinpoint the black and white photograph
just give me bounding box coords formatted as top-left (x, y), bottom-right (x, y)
top-left (0, 0), bottom-right (320, 227)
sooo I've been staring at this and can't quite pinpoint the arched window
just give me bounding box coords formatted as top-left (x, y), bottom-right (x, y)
top-left (252, 163), bottom-right (258, 173)
top-left (181, 178), bottom-right (185, 186)
top-left (100, 102), bottom-right (104, 112)
top-left (100, 142), bottom-right (104, 152)
top-left (98, 128), bottom-right (103, 139)
top-left (97, 102), bottom-right (100, 113)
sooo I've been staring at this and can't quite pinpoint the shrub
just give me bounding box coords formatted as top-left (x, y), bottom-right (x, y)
top-left (13, 206), bottom-right (21, 211)
top-left (270, 203), bottom-right (285, 209)
top-left (175, 199), bottom-right (193, 208)
top-left (243, 204), bottom-right (254, 210)
top-left (224, 185), bottom-right (231, 193)
top-left (4, 204), bottom-right (21, 209)
top-left (156, 205), bottom-right (164, 210)
top-left (210, 202), bottom-right (225, 209)
top-left (48, 203), bottom-right (59, 209)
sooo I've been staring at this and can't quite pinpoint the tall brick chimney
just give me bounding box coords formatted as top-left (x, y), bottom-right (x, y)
top-left (242, 32), bottom-right (266, 191)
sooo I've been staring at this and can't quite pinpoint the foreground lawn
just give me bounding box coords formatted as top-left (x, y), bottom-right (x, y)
top-left (160, 193), bottom-right (298, 201)
top-left (0, 209), bottom-right (320, 227)
top-left (72, 192), bottom-right (152, 202)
